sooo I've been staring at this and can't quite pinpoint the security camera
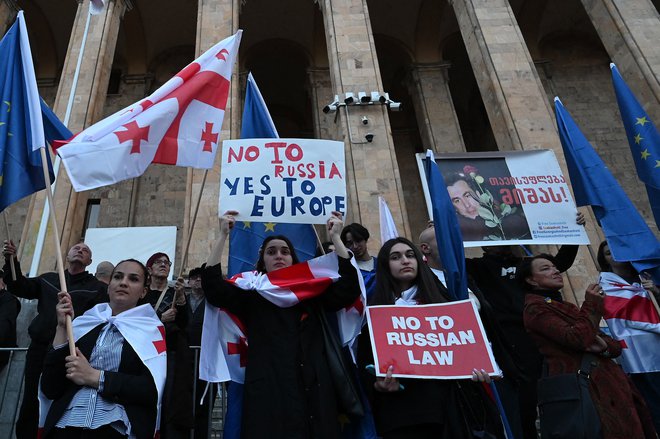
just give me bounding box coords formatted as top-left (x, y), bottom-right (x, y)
top-left (361, 116), bottom-right (369, 125)
top-left (365, 133), bottom-right (374, 143)
top-left (379, 92), bottom-right (389, 104)
top-left (323, 95), bottom-right (340, 113)
top-left (358, 92), bottom-right (370, 103)
top-left (344, 92), bottom-right (355, 105)
top-left (323, 103), bottom-right (338, 114)
top-left (388, 101), bottom-right (402, 112)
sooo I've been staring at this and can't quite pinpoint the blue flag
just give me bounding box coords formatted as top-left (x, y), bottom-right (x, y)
top-left (424, 151), bottom-right (468, 301)
top-left (227, 73), bottom-right (317, 276)
top-left (555, 97), bottom-right (660, 276)
top-left (0, 14), bottom-right (67, 212)
top-left (611, 63), bottom-right (660, 228)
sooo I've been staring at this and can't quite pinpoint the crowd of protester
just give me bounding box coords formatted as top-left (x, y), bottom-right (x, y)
top-left (1, 206), bottom-right (659, 439)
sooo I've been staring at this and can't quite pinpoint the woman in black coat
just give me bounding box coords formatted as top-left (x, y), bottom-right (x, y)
top-left (358, 237), bottom-right (502, 439)
top-left (202, 210), bottom-right (361, 439)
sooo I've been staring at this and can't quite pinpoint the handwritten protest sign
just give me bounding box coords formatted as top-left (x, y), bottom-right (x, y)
top-left (220, 139), bottom-right (346, 224)
top-left (416, 150), bottom-right (590, 247)
top-left (366, 301), bottom-right (500, 379)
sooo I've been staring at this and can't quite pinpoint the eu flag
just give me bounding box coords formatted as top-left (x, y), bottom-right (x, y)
top-left (0, 13), bottom-right (69, 212)
top-left (227, 73), bottom-right (317, 276)
top-left (611, 63), bottom-right (660, 228)
top-left (424, 150), bottom-right (468, 301)
top-left (555, 97), bottom-right (660, 275)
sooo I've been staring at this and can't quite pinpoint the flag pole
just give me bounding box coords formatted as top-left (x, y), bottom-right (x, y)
top-left (2, 212), bottom-right (16, 280)
top-left (171, 169), bottom-right (208, 309)
top-left (29, 4), bottom-right (93, 277)
top-left (178, 169), bottom-right (208, 279)
top-left (39, 147), bottom-right (75, 356)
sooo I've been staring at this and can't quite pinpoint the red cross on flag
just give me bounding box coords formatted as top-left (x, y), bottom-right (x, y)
top-left (55, 30), bottom-right (242, 192)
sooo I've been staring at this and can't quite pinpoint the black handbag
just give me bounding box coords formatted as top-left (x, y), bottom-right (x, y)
top-left (317, 308), bottom-right (365, 417)
top-left (537, 353), bottom-right (602, 439)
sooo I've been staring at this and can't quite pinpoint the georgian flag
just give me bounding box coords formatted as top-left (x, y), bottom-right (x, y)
top-left (55, 31), bottom-right (242, 191)
top-left (38, 304), bottom-right (167, 438)
top-left (199, 252), bottom-right (366, 383)
top-left (599, 271), bottom-right (660, 373)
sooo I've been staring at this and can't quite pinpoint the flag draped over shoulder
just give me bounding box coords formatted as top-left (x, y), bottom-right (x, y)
top-left (0, 12), bottom-right (64, 212)
top-left (555, 97), bottom-right (660, 275)
top-left (55, 31), bottom-right (242, 191)
top-left (38, 304), bottom-right (167, 437)
top-left (200, 252), bottom-right (365, 383)
top-left (424, 150), bottom-right (468, 300)
top-left (610, 63), bottom-right (660, 228)
top-left (599, 271), bottom-right (660, 373)
top-left (228, 72), bottom-right (317, 276)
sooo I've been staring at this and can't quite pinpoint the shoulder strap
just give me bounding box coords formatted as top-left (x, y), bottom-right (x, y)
top-left (578, 353), bottom-right (598, 378)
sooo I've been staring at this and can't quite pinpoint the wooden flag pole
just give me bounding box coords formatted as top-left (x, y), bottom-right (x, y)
top-left (171, 169), bottom-right (208, 309)
top-left (39, 147), bottom-right (75, 356)
top-left (2, 212), bottom-right (16, 280)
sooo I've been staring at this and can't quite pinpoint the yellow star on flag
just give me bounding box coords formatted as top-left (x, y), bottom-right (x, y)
top-left (636, 116), bottom-right (649, 126)
top-left (264, 222), bottom-right (276, 232)
top-left (0, 175), bottom-right (3, 186)
top-left (655, 160), bottom-right (660, 168)
top-left (641, 149), bottom-right (651, 160)
top-left (634, 133), bottom-right (643, 144)
top-left (3, 101), bottom-right (10, 112)
top-left (242, 221), bottom-right (251, 229)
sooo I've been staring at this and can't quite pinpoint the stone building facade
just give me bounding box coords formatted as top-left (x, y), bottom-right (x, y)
top-left (3, 0), bottom-right (660, 303)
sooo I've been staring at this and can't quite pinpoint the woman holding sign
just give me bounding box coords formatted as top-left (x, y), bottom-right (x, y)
top-left (358, 237), bottom-right (502, 439)
top-left (201, 210), bottom-right (361, 439)
top-left (520, 254), bottom-right (656, 439)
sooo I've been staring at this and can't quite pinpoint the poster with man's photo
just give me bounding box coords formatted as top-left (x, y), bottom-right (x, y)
top-left (416, 150), bottom-right (590, 247)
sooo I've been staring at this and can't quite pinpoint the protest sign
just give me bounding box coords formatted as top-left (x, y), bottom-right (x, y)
top-left (416, 150), bottom-right (589, 247)
top-left (366, 301), bottom-right (500, 379)
top-left (220, 138), bottom-right (346, 224)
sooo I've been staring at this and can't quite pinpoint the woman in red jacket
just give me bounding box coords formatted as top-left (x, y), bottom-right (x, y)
top-left (519, 254), bottom-right (656, 439)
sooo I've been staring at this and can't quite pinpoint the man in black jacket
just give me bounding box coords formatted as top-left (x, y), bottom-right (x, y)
top-left (2, 240), bottom-right (108, 439)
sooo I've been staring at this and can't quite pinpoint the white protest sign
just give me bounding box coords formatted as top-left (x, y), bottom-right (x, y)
top-left (220, 138), bottom-right (346, 224)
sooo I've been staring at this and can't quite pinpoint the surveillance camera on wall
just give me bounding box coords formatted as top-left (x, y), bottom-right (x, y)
top-left (388, 101), bottom-right (402, 111)
top-left (323, 102), bottom-right (338, 114)
top-left (344, 92), bottom-right (355, 105)
top-left (365, 133), bottom-right (374, 142)
top-left (358, 91), bottom-right (370, 103)
top-left (361, 116), bottom-right (369, 125)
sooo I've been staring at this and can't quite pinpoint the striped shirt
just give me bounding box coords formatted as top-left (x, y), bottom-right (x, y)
top-left (55, 323), bottom-right (133, 437)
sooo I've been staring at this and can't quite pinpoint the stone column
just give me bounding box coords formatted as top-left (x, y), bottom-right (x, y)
top-left (181, 0), bottom-right (239, 272)
top-left (307, 67), bottom-right (341, 140)
top-left (0, 0), bottom-right (17, 36)
top-left (580, 0), bottom-right (660, 121)
top-left (450, 0), bottom-right (600, 302)
top-left (25, 0), bottom-right (128, 273)
top-left (407, 62), bottom-right (466, 153)
top-left (317, 0), bottom-right (410, 248)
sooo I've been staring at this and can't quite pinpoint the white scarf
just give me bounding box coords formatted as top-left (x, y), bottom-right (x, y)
top-left (395, 285), bottom-right (418, 305)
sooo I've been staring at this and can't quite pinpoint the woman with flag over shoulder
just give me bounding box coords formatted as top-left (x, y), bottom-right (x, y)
top-left (40, 259), bottom-right (167, 439)
top-left (201, 210), bottom-right (362, 439)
